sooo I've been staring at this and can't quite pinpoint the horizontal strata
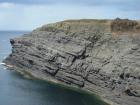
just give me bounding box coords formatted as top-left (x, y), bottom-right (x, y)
top-left (4, 18), bottom-right (140, 105)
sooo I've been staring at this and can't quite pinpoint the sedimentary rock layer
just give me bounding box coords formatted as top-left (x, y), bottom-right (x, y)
top-left (4, 18), bottom-right (140, 105)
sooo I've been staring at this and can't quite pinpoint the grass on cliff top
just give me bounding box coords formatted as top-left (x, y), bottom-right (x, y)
top-left (62, 19), bottom-right (111, 23)
top-left (35, 19), bottom-right (112, 33)
top-left (34, 19), bottom-right (140, 33)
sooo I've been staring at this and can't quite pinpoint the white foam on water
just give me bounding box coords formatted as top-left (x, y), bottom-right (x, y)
top-left (3, 67), bottom-right (7, 70)
top-left (0, 62), bottom-right (5, 65)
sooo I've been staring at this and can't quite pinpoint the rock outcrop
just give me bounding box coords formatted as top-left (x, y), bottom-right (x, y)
top-left (4, 18), bottom-right (140, 105)
top-left (111, 18), bottom-right (140, 32)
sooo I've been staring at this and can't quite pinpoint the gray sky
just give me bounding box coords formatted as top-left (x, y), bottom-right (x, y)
top-left (0, 0), bottom-right (139, 30)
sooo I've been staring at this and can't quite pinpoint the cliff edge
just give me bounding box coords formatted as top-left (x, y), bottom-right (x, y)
top-left (4, 18), bottom-right (140, 105)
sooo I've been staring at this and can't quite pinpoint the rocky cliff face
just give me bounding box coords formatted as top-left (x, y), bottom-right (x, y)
top-left (4, 19), bottom-right (140, 105)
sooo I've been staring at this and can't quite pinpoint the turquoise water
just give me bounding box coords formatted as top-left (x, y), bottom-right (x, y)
top-left (0, 31), bottom-right (107, 105)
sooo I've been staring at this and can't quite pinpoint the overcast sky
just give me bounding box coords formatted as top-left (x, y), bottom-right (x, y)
top-left (0, 0), bottom-right (140, 30)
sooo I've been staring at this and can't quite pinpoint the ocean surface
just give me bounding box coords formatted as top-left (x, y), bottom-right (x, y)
top-left (0, 31), bottom-right (107, 105)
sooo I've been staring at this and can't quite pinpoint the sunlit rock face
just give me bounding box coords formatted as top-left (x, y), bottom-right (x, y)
top-left (4, 18), bottom-right (140, 105)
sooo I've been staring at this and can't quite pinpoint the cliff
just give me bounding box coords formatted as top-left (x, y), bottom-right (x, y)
top-left (4, 18), bottom-right (140, 105)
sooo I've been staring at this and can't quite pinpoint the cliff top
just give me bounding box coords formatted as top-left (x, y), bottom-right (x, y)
top-left (34, 19), bottom-right (111, 33)
top-left (34, 18), bottom-right (140, 34)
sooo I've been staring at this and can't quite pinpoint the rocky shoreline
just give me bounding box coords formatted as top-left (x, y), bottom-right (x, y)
top-left (4, 18), bottom-right (140, 105)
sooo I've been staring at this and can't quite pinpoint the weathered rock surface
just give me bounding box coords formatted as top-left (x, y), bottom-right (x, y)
top-left (111, 18), bottom-right (140, 32)
top-left (4, 18), bottom-right (140, 105)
